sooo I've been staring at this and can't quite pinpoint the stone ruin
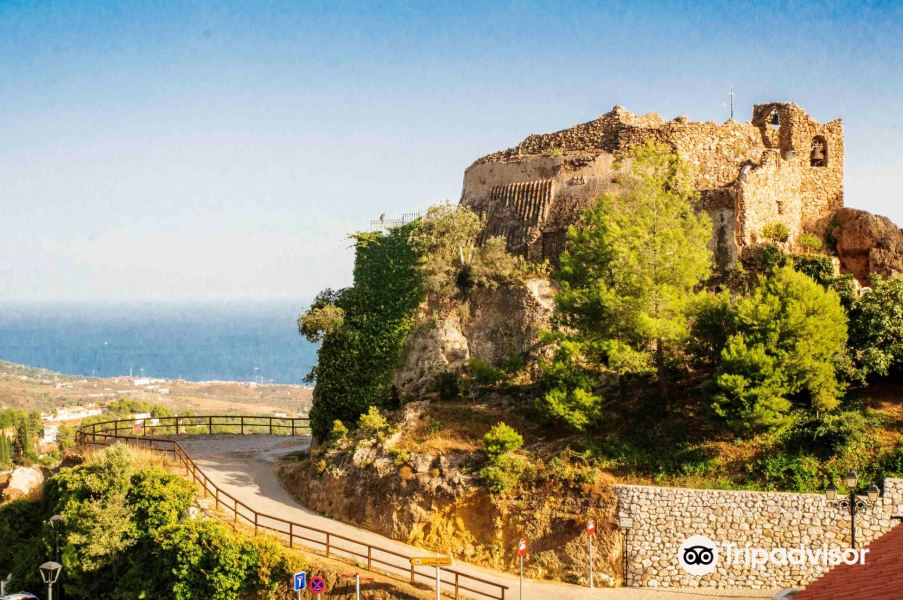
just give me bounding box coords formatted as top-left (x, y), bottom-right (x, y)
top-left (459, 102), bottom-right (845, 269)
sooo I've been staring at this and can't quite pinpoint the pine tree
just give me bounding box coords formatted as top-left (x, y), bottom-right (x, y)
top-left (542, 141), bottom-right (713, 426)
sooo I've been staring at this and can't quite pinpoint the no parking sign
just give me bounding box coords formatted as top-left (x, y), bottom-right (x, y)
top-left (310, 575), bottom-right (327, 596)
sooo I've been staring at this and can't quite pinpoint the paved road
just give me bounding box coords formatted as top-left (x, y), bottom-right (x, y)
top-left (175, 435), bottom-right (779, 600)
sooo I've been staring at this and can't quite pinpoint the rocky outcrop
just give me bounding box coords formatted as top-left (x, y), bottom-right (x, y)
top-left (279, 401), bottom-right (620, 584)
top-left (1, 466), bottom-right (45, 500)
top-left (393, 279), bottom-right (556, 397)
top-left (832, 207), bottom-right (903, 285)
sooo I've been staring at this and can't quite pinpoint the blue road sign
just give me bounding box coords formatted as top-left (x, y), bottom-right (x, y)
top-left (293, 572), bottom-right (307, 591)
top-left (309, 575), bottom-right (326, 593)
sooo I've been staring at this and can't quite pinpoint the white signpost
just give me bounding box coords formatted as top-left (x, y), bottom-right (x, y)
top-left (517, 538), bottom-right (527, 600)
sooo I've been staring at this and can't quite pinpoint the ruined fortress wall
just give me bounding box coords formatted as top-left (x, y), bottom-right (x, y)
top-left (461, 103), bottom-right (844, 266)
top-left (736, 150), bottom-right (804, 246)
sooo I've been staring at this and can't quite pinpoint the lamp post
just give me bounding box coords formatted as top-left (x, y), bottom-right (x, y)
top-left (49, 514), bottom-right (63, 562)
top-left (618, 515), bottom-right (633, 586)
top-left (38, 561), bottom-right (62, 600)
top-left (825, 470), bottom-right (881, 549)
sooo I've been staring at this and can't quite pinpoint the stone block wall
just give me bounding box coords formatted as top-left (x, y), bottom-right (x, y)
top-left (613, 479), bottom-right (902, 589)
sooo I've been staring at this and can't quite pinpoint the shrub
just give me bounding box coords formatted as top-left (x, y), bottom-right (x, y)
top-left (798, 232), bottom-right (824, 254)
top-left (760, 453), bottom-right (822, 492)
top-left (433, 371), bottom-right (462, 401)
top-left (482, 422), bottom-right (523, 461)
top-left (329, 419), bottom-right (348, 441)
top-left (760, 222), bottom-right (790, 244)
top-left (469, 357), bottom-right (506, 386)
top-left (480, 454), bottom-right (525, 495)
top-left (358, 405), bottom-right (389, 434)
top-left (791, 254), bottom-right (835, 286)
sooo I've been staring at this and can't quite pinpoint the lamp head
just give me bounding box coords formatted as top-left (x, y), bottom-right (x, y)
top-left (39, 561), bottom-right (62, 584)
top-left (867, 483), bottom-right (880, 503)
top-left (825, 483), bottom-right (838, 501)
top-left (844, 470), bottom-right (859, 489)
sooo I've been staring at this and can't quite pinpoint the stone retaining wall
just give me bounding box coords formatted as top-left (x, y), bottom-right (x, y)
top-left (613, 478), bottom-right (902, 589)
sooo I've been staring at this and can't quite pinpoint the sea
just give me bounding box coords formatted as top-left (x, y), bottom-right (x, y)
top-left (0, 302), bottom-right (319, 384)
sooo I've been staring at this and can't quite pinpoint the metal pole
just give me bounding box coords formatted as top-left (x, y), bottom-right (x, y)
top-left (47, 583), bottom-right (52, 600)
top-left (519, 555), bottom-right (523, 600)
top-left (356, 574), bottom-right (361, 600)
top-left (588, 534), bottom-right (594, 588)
top-left (850, 491), bottom-right (857, 549)
top-left (435, 566), bottom-right (441, 600)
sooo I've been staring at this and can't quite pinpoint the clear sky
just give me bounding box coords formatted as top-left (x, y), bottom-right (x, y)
top-left (2, 1), bottom-right (902, 303)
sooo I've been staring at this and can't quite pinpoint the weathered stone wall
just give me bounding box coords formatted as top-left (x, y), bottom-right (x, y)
top-left (461, 102), bottom-right (843, 267)
top-left (613, 478), bottom-right (902, 589)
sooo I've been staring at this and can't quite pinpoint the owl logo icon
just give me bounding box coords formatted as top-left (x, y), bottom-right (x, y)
top-left (678, 535), bottom-right (719, 576)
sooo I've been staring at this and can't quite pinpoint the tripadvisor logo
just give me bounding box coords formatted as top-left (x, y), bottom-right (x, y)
top-left (677, 534), bottom-right (871, 576)
top-left (678, 535), bottom-right (719, 575)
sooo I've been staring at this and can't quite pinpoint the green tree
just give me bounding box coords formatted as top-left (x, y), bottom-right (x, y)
top-left (712, 266), bottom-right (848, 434)
top-left (12, 412), bottom-right (37, 463)
top-left (546, 141), bottom-right (712, 419)
top-left (847, 275), bottom-right (903, 378)
top-left (0, 435), bottom-right (12, 469)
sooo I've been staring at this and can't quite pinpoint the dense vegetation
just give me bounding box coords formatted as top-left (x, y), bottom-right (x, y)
top-left (300, 203), bottom-right (537, 440)
top-left (0, 408), bottom-right (43, 468)
top-left (0, 444), bottom-right (301, 599)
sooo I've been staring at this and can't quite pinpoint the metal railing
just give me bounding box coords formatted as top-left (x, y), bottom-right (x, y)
top-left (76, 416), bottom-right (508, 600)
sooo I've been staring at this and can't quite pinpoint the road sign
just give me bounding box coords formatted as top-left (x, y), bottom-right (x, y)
top-left (518, 538), bottom-right (527, 557)
top-left (293, 572), bottom-right (307, 591)
top-left (309, 575), bottom-right (326, 594)
top-left (587, 518), bottom-right (596, 536)
top-left (410, 556), bottom-right (452, 567)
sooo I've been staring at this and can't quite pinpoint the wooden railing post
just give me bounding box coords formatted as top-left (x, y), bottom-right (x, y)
top-left (269, 418), bottom-right (273, 435)
top-left (240, 417), bottom-right (244, 435)
top-left (367, 546), bottom-right (372, 571)
top-left (215, 487), bottom-right (220, 510)
top-left (326, 532), bottom-right (330, 558)
top-left (176, 416), bottom-right (181, 435)
top-left (254, 513), bottom-right (258, 535)
top-left (410, 564), bottom-right (415, 585)
top-left (209, 416), bottom-right (213, 435)
top-left (291, 419), bottom-right (296, 436)
top-left (289, 523), bottom-right (293, 549)
top-left (454, 572), bottom-right (459, 599)
top-left (234, 499), bottom-right (238, 524)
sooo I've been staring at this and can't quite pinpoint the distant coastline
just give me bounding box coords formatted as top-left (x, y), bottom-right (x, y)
top-left (0, 302), bottom-right (319, 385)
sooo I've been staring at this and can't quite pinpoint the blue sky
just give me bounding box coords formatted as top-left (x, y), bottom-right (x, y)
top-left (2, 1), bottom-right (902, 302)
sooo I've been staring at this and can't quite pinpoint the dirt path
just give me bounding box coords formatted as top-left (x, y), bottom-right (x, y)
top-left (175, 435), bottom-right (779, 600)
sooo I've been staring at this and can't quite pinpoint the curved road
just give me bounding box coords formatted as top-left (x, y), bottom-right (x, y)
top-left (175, 435), bottom-right (778, 600)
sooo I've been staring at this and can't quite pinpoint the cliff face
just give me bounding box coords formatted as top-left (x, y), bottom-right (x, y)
top-left (832, 207), bottom-right (903, 285)
top-left (279, 401), bottom-right (621, 585)
top-left (393, 279), bottom-right (556, 397)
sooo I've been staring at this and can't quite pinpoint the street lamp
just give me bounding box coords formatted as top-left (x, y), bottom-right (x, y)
top-left (824, 471), bottom-right (881, 549)
top-left (49, 514), bottom-right (63, 562)
top-left (38, 561), bottom-right (62, 600)
top-left (618, 515), bottom-right (633, 586)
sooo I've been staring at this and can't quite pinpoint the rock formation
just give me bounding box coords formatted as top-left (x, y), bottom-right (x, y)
top-left (832, 207), bottom-right (903, 284)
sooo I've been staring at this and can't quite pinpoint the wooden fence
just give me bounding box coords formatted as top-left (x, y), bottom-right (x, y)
top-left (77, 416), bottom-right (508, 600)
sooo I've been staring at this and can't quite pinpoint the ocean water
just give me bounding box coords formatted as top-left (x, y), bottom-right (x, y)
top-left (0, 302), bottom-right (318, 384)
